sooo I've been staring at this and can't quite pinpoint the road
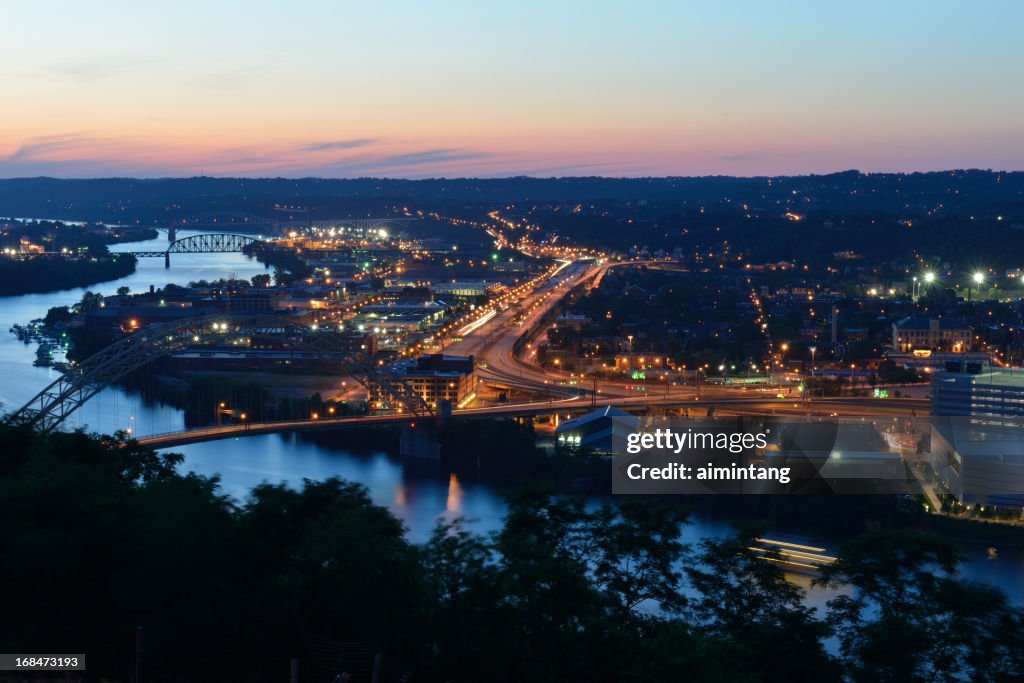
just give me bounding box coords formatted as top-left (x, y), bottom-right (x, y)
top-left (413, 257), bottom-right (927, 412)
top-left (441, 258), bottom-right (692, 400)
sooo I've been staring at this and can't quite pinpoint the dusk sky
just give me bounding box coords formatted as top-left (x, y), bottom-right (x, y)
top-left (2, 0), bottom-right (1022, 178)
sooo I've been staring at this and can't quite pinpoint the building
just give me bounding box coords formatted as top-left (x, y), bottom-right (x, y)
top-left (892, 317), bottom-right (971, 352)
top-left (555, 406), bottom-right (637, 453)
top-left (613, 355), bottom-right (666, 372)
top-left (491, 259), bottom-right (528, 273)
top-left (932, 365), bottom-right (1024, 424)
top-left (359, 301), bottom-right (447, 332)
top-left (222, 289), bottom-right (285, 314)
top-left (930, 422), bottom-right (1024, 509)
top-left (555, 313), bottom-right (592, 330)
top-left (930, 365), bottom-right (1024, 508)
top-left (429, 280), bottom-right (505, 299)
top-left (886, 350), bottom-right (989, 372)
top-left (372, 354), bottom-right (477, 411)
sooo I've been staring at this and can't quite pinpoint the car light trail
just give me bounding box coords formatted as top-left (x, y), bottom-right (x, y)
top-left (457, 309), bottom-right (496, 336)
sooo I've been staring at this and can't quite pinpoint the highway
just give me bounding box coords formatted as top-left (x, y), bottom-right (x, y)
top-left (405, 256), bottom-right (924, 411)
top-left (441, 258), bottom-right (677, 399)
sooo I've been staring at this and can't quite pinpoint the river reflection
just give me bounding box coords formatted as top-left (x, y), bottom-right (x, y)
top-left (169, 432), bottom-right (1024, 605)
top-left (171, 433), bottom-right (510, 542)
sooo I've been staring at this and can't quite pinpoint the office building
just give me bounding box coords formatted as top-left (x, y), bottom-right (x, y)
top-left (932, 366), bottom-right (1024, 424)
top-left (372, 354), bottom-right (477, 410)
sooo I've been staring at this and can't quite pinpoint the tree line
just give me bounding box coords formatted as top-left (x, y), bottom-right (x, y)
top-left (0, 424), bottom-right (1020, 682)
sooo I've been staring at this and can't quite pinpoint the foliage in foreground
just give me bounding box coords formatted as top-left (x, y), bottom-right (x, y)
top-left (0, 425), bottom-right (1021, 682)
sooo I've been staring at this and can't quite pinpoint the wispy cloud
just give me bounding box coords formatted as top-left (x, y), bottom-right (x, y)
top-left (307, 147), bottom-right (496, 177)
top-left (188, 59), bottom-right (282, 91)
top-left (0, 134), bottom-right (499, 179)
top-left (297, 138), bottom-right (379, 152)
top-left (6, 133), bottom-right (146, 165)
top-left (43, 55), bottom-right (159, 82)
top-left (368, 148), bottom-right (490, 168)
top-left (720, 152), bottom-right (762, 162)
top-left (502, 161), bottom-right (644, 177)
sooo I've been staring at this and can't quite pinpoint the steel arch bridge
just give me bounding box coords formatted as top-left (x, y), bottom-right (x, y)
top-left (5, 314), bottom-right (432, 434)
top-left (132, 233), bottom-right (264, 258)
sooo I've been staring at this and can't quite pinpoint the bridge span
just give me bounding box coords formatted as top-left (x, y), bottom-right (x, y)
top-left (134, 395), bottom-right (927, 450)
top-left (132, 233), bottom-right (267, 268)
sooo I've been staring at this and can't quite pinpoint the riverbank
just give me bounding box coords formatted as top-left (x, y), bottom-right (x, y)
top-left (0, 251), bottom-right (137, 295)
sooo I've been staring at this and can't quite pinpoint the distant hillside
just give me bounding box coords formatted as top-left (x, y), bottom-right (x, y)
top-left (0, 171), bottom-right (1021, 226)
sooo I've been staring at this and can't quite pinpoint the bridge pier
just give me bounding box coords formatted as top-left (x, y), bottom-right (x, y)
top-left (399, 400), bottom-right (450, 459)
top-left (164, 253), bottom-right (170, 269)
top-left (399, 422), bottom-right (441, 459)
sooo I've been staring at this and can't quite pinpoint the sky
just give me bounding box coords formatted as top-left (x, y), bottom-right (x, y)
top-left (1, 0), bottom-right (1022, 178)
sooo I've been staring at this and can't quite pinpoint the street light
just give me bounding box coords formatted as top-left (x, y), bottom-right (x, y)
top-left (776, 343), bottom-right (790, 387)
top-left (808, 346), bottom-right (817, 403)
top-left (971, 271), bottom-right (985, 302)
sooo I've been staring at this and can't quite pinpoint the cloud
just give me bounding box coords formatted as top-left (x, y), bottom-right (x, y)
top-left (188, 60), bottom-right (281, 91)
top-left (371, 148), bottom-right (491, 167)
top-left (309, 148), bottom-right (495, 177)
top-left (297, 139), bottom-right (379, 152)
top-left (5, 133), bottom-right (144, 165)
top-left (720, 152), bottom-right (762, 162)
top-left (502, 161), bottom-right (643, 177)
top-left (43, 55), bottom-right (158, 82)
top-left (0, 133), bottom-right (499, 179)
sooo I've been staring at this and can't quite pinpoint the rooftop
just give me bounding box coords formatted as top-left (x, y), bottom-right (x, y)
top-left (556, 405), bottom-right (636, 433)
top-left (933, 421), bottom-right (1024, 463)
top-left (934, 368), bottom-right (1024, 389)
top-left (894, 316), bottom-right (970, 331)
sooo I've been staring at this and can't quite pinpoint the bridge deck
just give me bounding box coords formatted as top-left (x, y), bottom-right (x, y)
top-left (133, 396), bottom-right (927, 449)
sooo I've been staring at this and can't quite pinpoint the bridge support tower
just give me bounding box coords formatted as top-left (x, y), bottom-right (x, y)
top-left (399, 422), bottom-right (441, 459)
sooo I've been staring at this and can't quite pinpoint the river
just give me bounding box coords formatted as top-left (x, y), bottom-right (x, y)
top-left (0, 229), bottom-right (1021, 605)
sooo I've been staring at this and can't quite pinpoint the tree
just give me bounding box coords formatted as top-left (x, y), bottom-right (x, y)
top-left (686, 533), bottom-right (840, 682)
top-left (251, 273), bottom-right (271, 288)
top-left (116, 285), bottom-right (130, 296)
top-left (587, 498), bottom-right (691, 622)
top-left (489, 484), bottom-right (608, 679)
top-left (418, 519), bottom-right (504, 680)
top-left (76, 290), bottom-right (105, 313)
top-left (817, 530), bottom-right (1024, 682)
top-left (43, 305), bottom-right (73, 326)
